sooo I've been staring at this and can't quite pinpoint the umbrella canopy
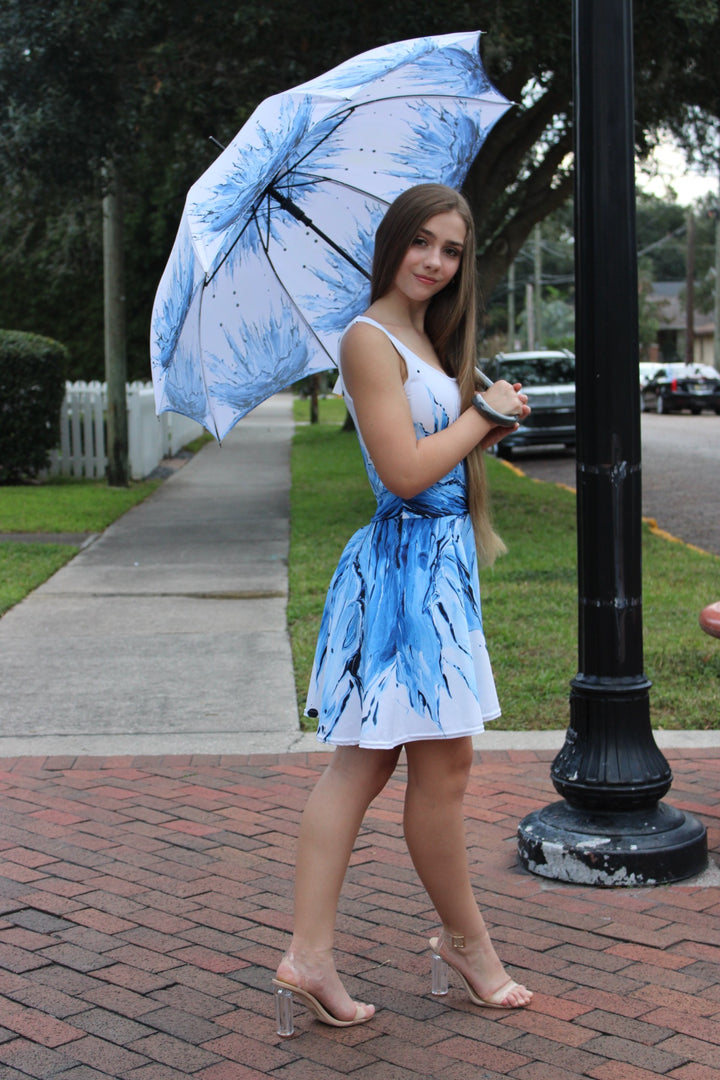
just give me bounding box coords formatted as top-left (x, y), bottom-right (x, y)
top-left (150, 31), bottom-right (511, 440)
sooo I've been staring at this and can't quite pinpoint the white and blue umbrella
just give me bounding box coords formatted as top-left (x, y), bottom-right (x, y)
top-left (150, 30), bottom-right (511, 440)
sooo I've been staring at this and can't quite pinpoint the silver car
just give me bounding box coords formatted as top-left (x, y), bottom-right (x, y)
top-left (484, 350), bottom-right (576, 459)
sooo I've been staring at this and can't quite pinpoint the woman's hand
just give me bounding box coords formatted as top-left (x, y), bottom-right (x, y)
top-left (479, 382), bottom-right (530, 451)
top-left (479, 379), bottom-right (529, 420)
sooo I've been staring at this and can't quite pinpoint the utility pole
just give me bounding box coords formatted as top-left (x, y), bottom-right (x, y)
top-left (534, 224), bottom-right (543, 348)
top-left (525, 282), bottom-right (534, 349)
top-left (685, 210), bottom-right (695, 366)
top-left (508, 261), bottom-right (516, 349)
top-left (102, 158), bottom-right (129, 487)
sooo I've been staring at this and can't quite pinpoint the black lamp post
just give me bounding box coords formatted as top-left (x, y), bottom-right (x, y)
top-left (517, 0), bottom-right (707, 885)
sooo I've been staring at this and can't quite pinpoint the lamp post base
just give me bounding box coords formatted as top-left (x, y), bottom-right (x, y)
top-left (518, 800), bottom-right (707, 887)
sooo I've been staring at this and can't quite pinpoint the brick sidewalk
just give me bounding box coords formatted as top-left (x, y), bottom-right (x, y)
top-left (0, 748), bottom-right (718, 1080)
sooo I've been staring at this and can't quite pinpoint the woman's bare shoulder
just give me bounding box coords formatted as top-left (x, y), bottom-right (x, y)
top-left (343, 317), bottom-right (389, 346)
top-left (341, 318), bottom-right (396, 364)
top-left (341, 318), bottom-right (405, 390)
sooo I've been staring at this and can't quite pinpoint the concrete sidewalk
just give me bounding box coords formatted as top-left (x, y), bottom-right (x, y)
top-left (0, 395), bottom-right (316, 759)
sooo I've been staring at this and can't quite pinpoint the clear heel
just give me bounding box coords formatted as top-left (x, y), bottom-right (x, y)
top-left (274, 984), bottom-right (294, 1036)
top-left (431, 949), bottom-right (448, 996)
top-left (428, 935), bottom-right (532, 1010)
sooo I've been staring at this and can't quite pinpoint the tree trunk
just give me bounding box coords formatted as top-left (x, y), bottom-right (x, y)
top-left (310, 374), bottom-right (319, 424)
top-left (103, 158), bottom-right (129, 486)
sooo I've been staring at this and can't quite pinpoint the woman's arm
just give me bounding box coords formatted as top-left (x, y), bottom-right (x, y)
top-left (341, 322), bottom-right (527, 500)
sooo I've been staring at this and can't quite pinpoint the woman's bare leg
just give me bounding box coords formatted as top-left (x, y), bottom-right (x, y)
top-left (403, 737), bottom-right (531, 1007)
top-left (276, 744), bottom-right (401, 1021)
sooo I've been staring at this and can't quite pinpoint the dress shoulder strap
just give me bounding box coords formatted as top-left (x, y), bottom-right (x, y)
top-left (345, 316), bottom-right (418, 365)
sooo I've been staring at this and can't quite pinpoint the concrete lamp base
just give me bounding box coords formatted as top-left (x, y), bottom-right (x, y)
top-left (517, 800), bottom-right (708, 887)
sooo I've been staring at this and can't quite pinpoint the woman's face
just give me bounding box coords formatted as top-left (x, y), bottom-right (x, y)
top-left (392, 210), bottom-right (466, 303)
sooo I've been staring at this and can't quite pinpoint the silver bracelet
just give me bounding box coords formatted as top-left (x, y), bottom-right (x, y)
top-left (471, 391), bottom-right (519, 428)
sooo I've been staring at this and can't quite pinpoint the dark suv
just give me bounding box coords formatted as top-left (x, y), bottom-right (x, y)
top-left (640, 363), bottom-right (720, 415)
top-left (483, 349), bottom-right (575, 459)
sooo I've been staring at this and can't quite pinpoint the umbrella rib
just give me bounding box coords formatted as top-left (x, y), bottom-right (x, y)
top-left (194, 276), bottom-right (222, 441)
top-left (272, 110), bottom-right (352, 185)
top-left (277, 171), bottom-right (393, 210)
top-left (266, 185), bottom-right (370, 279)
top-left (203, 174), bottom-right (379, 285)
top-left (249, 214), bottom-right (336, 372)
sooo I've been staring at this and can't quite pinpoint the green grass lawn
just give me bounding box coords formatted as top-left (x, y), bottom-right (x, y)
top-left (289, 398), bottom-right (720, 731)
top-left (0, 477), bottom-right (161, 615)
top-left (0, 542), bottom-right (83, 615)
top-left (0, 476), bottom-right (161, 533)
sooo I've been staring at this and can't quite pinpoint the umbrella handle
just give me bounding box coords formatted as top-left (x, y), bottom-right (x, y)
top-left (473, 368), bottom-right (520, 428)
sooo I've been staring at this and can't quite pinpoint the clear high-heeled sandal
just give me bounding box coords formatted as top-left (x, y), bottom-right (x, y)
top-left (430, 934), bottom-right (531, 1010)
top-left (272, 977), bottom-right (375, 1036)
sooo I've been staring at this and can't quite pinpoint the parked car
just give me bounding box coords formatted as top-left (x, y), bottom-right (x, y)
top-left (483, 349), bottom-right (575, 458)
top-left (640, 363), bottom-right (720, 415)
top-left (639, 362), bottom-right (664, 391)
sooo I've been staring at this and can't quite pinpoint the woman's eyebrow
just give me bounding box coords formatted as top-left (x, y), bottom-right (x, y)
top-left (417, 226), bottom-right (464, 248)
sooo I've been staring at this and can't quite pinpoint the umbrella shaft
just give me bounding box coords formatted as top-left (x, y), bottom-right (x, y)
top-left (267, 185), bottom-right (370, 280)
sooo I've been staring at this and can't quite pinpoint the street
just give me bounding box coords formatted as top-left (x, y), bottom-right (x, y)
top-left (507, 412), bottom-right (720, 557)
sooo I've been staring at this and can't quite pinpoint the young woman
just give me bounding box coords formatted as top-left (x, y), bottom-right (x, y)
top-left (273, 183), bottom-right (533, 1031)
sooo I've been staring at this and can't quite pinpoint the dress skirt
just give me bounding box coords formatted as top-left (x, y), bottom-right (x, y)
top-left (306, 508), bottom-right (500, 749)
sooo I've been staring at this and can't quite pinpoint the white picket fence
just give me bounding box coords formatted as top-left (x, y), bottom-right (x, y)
top-left (49, 381), bottom-right (206, 480)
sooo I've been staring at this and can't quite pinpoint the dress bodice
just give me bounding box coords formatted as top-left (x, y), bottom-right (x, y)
top-left (338, 316), bottom-right (467, 518)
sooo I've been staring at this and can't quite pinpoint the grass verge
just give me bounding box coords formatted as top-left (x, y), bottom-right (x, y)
top-left (289, 398), bottom-right (720, 731)
top-left (0, 543), bottom-right (81, 616)
top-left (0, 477), bottom-right (162, 534)
top-left (0, 476), bottom-right (162, 616)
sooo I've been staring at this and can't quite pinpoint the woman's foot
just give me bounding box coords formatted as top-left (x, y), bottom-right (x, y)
top-left (430, 929), bottom-right (532, 1009)
top-left (274, 948), bottom-right (375, 1026)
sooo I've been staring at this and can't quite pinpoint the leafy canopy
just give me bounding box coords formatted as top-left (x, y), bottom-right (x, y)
top-left (0, 0), bottom-right (718, 377)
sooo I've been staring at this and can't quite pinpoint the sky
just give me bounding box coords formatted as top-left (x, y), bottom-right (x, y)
top-left (636, 140), bottom-right (719, 207)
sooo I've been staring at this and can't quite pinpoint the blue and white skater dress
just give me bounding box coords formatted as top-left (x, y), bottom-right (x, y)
top-left (306, 316), bottom-right (501, 750)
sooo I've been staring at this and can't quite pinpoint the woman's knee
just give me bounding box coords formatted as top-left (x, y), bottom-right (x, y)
top-left (405, 737), bottom-right (474, 799)
top-left (328, 745), bottom-right (400, 800)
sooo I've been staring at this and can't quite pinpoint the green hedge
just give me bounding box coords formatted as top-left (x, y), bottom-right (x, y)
top-left (0, 330), bottom-right (68, 483)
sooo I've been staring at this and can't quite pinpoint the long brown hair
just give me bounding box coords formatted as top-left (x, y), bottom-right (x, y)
top-left (371, 184), bottom-right (506, 566)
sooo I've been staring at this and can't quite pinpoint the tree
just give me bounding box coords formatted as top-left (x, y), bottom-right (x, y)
top-left (0, 0), bottom-right (255, 480)
top-left (1, 0), bottom-right (719, 391)
top-left (465, 0), bottom-right (720, 299)
top-left (636, 195), bottom-right (689, 280)
top-left (0, 0), bottom-right (158, 483)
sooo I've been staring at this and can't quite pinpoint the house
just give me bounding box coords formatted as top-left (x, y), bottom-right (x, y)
top-left (648, 281), bottom-right (715, 366)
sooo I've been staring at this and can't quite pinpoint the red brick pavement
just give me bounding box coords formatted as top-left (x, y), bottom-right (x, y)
top-left (0, 747), bottom-right (718, 1079)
